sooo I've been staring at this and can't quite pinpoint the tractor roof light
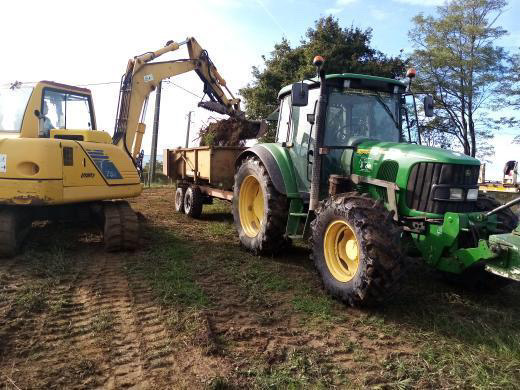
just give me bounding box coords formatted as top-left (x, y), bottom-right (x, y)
top-left (313, 55), bottom-right (325, 67)
top-left (406, 68), bottom-right (417, 79)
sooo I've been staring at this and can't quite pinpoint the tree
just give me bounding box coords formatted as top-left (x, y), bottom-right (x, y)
top-left (409, 0), bottom-right (514, 158)
top-left (240, 16), bottom-right (406, 141)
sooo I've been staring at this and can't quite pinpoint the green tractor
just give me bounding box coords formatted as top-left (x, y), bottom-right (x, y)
top-left (232, 57), bottom-right (520, 306)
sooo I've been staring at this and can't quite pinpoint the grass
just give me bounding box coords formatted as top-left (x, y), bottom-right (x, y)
top-left (126, 229), bottom-right (209, 308)
top-left (250, 347), bottom-right (338, 389)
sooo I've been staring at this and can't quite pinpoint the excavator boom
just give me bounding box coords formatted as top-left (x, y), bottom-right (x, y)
top-left (112, 37), bottom-right (250, 161)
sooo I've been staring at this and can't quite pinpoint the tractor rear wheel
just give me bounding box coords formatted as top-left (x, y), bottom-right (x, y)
top-left (103, 201), bottom-right (139, 252)
top-left (310, 193), bottom-right (404, 307)
top-left (476, 194), bottom-right (518, 232)
top-left (175, 187), bottom-right (186, 213)
top-left (0, 208), bottom-right (31, 258)
top-left (232, 156), bottom-right (288, 254)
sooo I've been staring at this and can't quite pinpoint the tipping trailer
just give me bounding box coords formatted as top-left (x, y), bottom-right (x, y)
top-left (163, 146), bottom-right (246, 217)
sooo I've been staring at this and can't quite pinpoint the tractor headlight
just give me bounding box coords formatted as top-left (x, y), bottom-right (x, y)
top-left (467, 188), bottom-right (479, 201)
top-left (449, 188), bottom-right (464, 200)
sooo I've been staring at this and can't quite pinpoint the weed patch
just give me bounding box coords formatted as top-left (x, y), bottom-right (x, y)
top-left (127, 229), bottom-right (208, 308)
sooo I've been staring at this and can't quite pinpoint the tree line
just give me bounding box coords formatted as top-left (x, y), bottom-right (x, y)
top-left (239, 0), bottom-right (520, 159)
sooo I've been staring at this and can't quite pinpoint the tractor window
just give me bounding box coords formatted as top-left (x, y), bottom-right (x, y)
top-left (324, 90), bottom-right (400, 147)
top-left (276, 96), bottom-right (291, 143)
top-left (0, 85), bottom-right (33, 132)
top-left (40, 89), bottom-right (93, 137)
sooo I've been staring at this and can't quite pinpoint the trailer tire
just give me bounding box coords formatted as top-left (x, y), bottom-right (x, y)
top-left (184, 185), bottom-right (203, 218)
top-left (233, 156), bottom-right (289, 255)
top-left (310, 193), bottom-right (404, 307)
top-left (476, 194), bottom-right (519, 232)
top-left (175, 187), bottom-right (186, 213)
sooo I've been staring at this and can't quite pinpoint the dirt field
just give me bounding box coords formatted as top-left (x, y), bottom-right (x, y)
top-left (1, 187), bottom-right (519, 389)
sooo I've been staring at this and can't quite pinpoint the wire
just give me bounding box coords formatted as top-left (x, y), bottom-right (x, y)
top-left (163, 80), bottom-right (202, 99)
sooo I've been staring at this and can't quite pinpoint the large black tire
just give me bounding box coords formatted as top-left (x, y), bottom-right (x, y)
top-left (476, 194), bottom-right (518, 233)
top-left (232, 156), bottom-right (289, 255)
top-left (175, 187), bottom-right (186, 213)
top-left (103, 201), bottom-right (139, 252)
top-left (184, 185), bottom-right (203, 218)
top-left (0, 208), bottom-right (31, 258)
top-left (310, 193), bottom-right (404, 307)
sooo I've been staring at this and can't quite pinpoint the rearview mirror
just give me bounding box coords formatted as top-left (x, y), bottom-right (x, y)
top-left (423, 95), bottom-right (434, 117)
top-left (291, 83), bottom-right (309, 107)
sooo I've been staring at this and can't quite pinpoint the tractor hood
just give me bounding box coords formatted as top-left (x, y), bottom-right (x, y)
top-left (354, 140), bottom-right (480, 166)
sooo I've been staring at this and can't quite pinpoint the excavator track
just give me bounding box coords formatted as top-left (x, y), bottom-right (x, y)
top-left (103, 201), bottom-right (139, 252)
top-left (0, 207), bottom-right (31, 258)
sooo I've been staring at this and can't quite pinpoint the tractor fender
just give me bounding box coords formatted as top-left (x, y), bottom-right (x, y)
top-left (235, 144), bottom-right (299, 197)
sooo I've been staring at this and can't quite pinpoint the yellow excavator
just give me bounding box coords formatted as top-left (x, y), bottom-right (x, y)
top-left (0, 37), bottom-right (260, 256)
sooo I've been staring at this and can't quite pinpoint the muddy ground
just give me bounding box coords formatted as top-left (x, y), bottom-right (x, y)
top-left (1, 187), bottom-right (519, 389)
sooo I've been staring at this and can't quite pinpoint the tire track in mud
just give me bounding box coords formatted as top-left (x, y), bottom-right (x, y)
top-left (72, 252), bottom-right (176, 388)
top-left (1, 249), bottom-right (179, 389)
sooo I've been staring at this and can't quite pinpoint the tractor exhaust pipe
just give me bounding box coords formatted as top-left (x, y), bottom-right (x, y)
top-left (309, 56), bottom-right (327, 212)
top-left (486, 196), bottom-right (520, 217)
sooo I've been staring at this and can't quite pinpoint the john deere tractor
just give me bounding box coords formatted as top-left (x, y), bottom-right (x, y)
top-left (232, 57), bottom-right (520, 306)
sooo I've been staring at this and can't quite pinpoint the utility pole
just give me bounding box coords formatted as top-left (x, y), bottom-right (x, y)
top-left (185, 111), bottom-right (193, 148)
top-left (148, 81), bottom-right (162, 186)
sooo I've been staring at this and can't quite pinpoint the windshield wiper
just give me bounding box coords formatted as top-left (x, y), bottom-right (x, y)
top-left (374, 92), bottom-right (399, 129)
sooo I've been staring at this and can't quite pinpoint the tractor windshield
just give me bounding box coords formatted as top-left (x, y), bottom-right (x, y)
top-left (324, 89), bottom-right (400, 147)
top-left (0, 85), bottom-right (33, 132)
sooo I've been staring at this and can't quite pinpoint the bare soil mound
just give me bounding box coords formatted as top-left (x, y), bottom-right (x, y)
top-left (198, 117), bottom-right (260, 146)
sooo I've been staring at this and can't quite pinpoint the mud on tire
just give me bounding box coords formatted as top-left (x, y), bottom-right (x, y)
top-left (232, 156), bottom-right (289, 255)
top-left (310, 193), bottom-right (404, 307)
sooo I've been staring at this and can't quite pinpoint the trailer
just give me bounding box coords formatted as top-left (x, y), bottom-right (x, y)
top-left (163, 146), bottom-right (246, 217)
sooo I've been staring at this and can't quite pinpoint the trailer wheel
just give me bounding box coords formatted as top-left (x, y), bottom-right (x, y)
top-left (476, 194), bottom-right (519, 232)
top-left (175, 187), bottom-right (186, 213)
top-left (232, 156), bottom-right (289, 255)
top-left (184, 185), bottom-right (203, 218)
top-left (310, 193), bottom-right (404, 307)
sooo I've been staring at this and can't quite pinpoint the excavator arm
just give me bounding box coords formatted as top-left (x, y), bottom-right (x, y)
top-left (112, 37), bottom-right (246, 160)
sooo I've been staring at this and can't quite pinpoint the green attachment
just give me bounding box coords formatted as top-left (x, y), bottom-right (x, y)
top-left (413, 212), bottom-right (499, 274)
top-left (486, 226), bottom-right (520, 281)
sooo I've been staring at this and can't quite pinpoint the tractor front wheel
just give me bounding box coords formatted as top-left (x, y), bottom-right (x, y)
top-left (476, 194), bottom-right (518, 232)
top-left (232, 156), bottom-right (288, 254)
top-left (310, 193), bottom-right (404, 307)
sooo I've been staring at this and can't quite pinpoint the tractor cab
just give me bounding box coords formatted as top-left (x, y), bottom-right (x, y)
top-left (275, 74), bottom-right (412, 195)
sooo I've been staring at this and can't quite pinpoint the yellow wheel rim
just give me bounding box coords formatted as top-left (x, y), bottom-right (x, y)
top-left (239, 175), bottom-right (265, 237)
top-left (323, 220), bottom-right (360, 282)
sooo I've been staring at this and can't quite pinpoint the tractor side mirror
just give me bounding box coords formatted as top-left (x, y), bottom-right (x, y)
top-left (423, 95), bottom-right (434, 117)
top-left (307, 113), bottom-right (315, 125)
top-left (291, 83), bottom-right (309, 107)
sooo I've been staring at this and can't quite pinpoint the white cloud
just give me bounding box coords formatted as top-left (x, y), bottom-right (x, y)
top-left (370, 8), bottom-right (389, 21)
top-left (325, 0), bottom-right (358, 15)
top-left (326, 7), bottom-right (343, 14)
top-left (392, 0), bottom-right (444, 5)
top-left (0, 0), bottom-right (260, 151)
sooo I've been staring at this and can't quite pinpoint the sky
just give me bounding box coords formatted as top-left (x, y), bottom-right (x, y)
top-left (1, 0), bottom-right (519, 180)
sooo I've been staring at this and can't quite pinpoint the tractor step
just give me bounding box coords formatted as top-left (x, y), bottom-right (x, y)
top-left (289, 212), bottom-right (308, 217)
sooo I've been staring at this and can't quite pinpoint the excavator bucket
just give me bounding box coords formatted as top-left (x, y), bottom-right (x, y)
top-left (198, 101), bottom-right (267, 141)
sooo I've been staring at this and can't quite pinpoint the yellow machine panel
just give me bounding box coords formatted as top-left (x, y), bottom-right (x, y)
top-left (51, 129), bottom-right (112, 144)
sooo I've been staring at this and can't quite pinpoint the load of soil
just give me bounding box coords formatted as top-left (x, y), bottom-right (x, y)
top-left (198, 117), bottom-right (260, 147)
